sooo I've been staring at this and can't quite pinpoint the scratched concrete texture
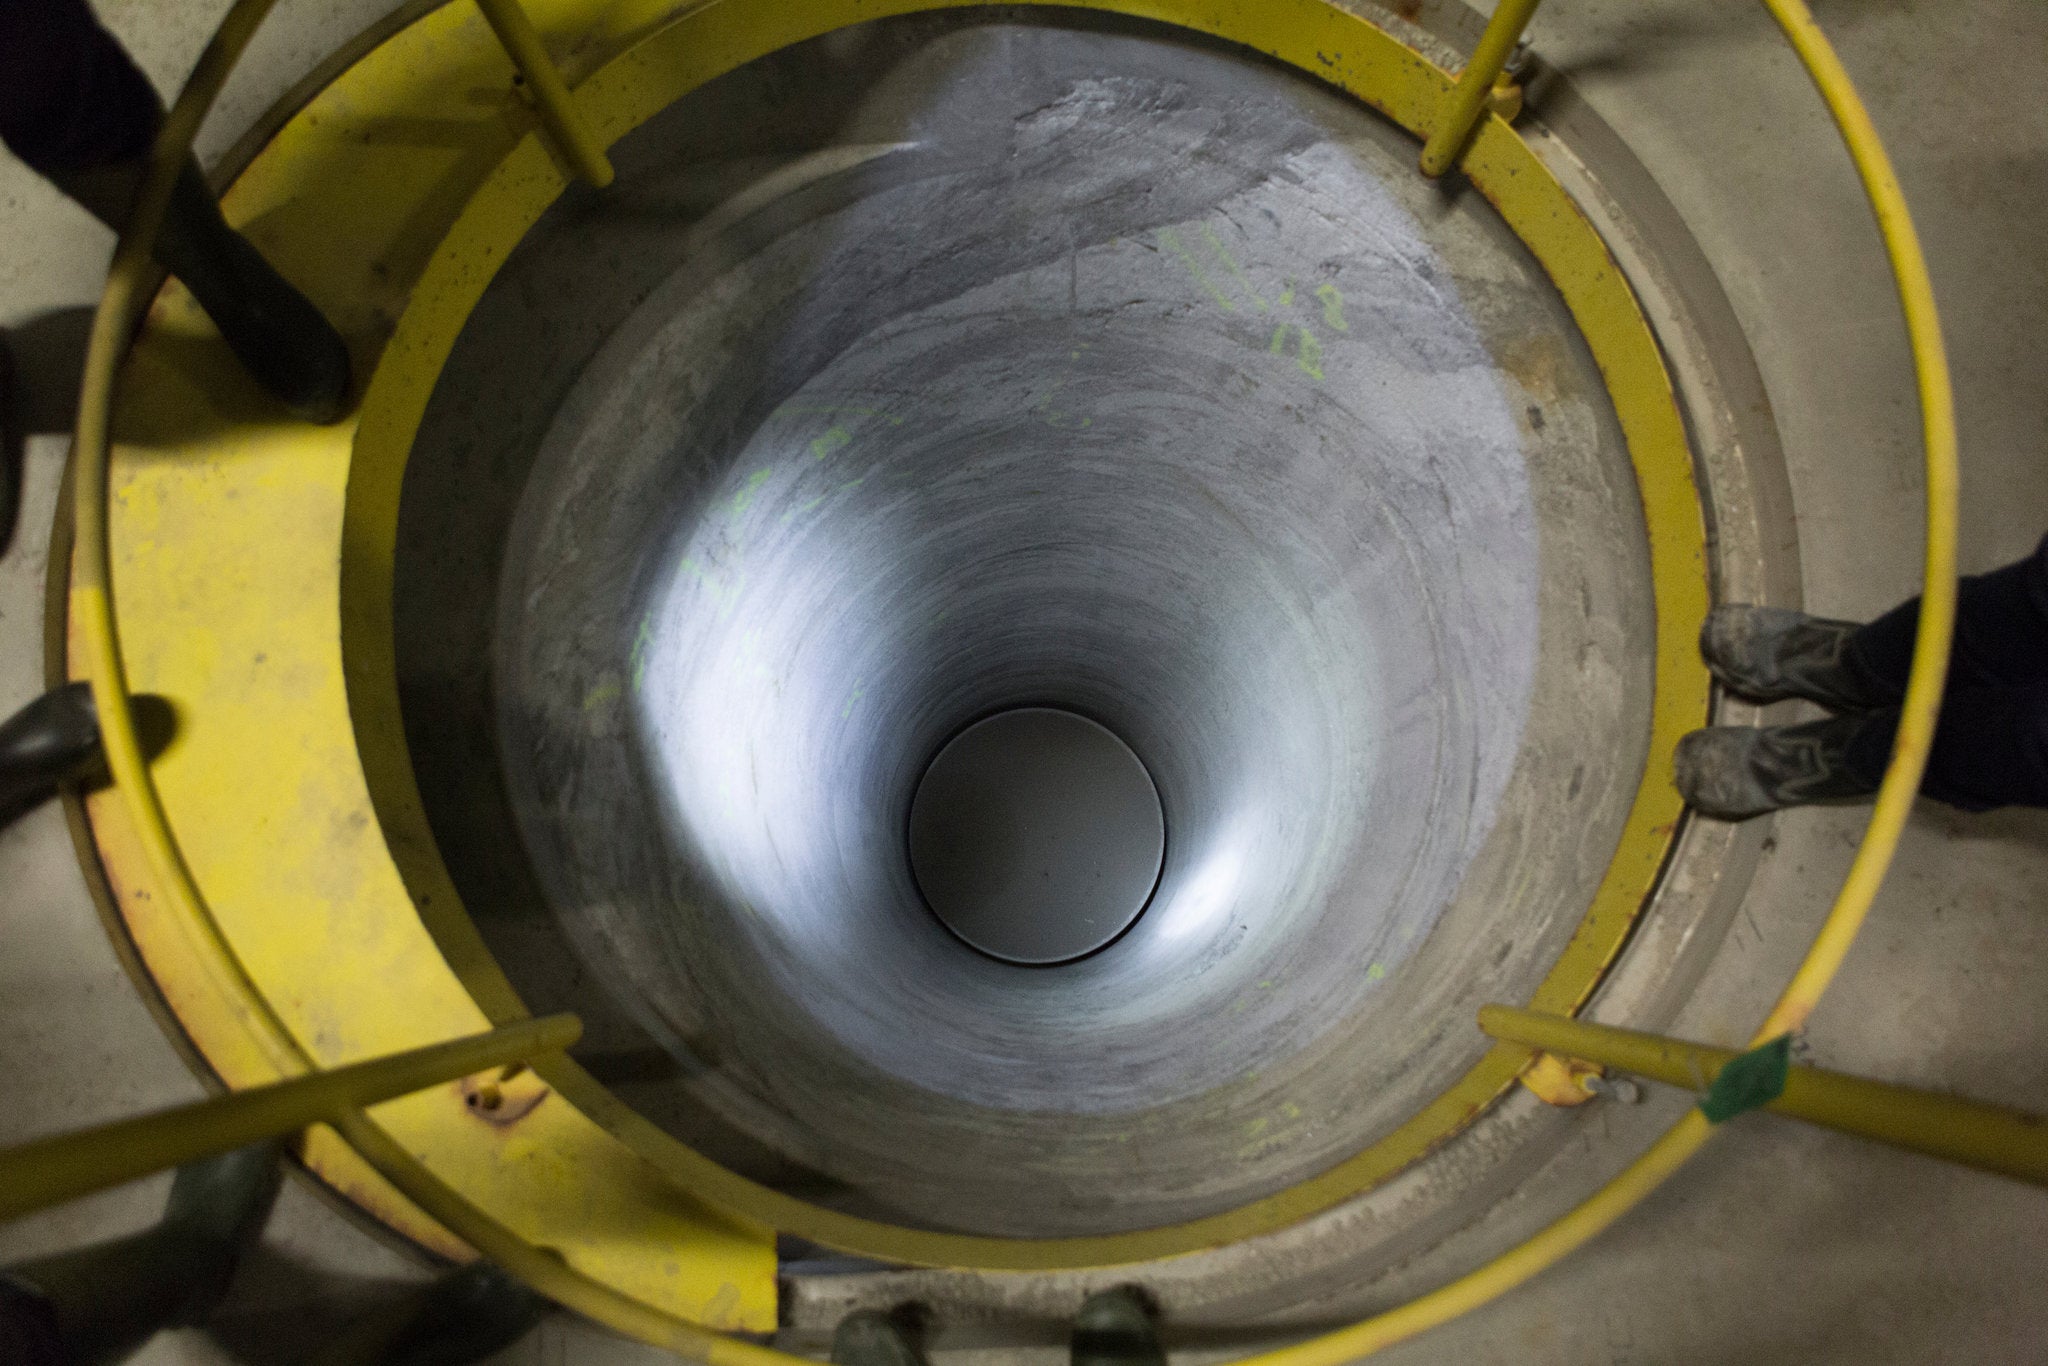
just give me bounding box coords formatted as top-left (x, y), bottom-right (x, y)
top-left (0, 0), bottom-right (2040, 1363)
top-left (394, 12), bottom-right (1657, 1245)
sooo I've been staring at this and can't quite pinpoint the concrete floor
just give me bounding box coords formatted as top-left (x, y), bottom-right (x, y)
top-left (1, 0), bottom-right (2043, 1362)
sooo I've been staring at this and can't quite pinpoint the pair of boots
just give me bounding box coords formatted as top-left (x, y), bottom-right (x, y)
top-left (1675, 606), bottom-right (1893, 820)
top-left (833, 1289), bottom-right (1165, 1366)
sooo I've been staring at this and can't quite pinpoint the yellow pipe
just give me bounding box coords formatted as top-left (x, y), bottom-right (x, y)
top-left (1478, 1007), bottom-right (2048, 1187)
top-left (1418, 0), bottom-right (1540, 177)
top-left (0, 1015), bottom-right (581, 1223)
top-left (472, 0), bottom-right (615, 187)
top-left (1745, 0), bottom-right (1958, 1041)
top-left (63, 0), bottom-right (1957, 1359)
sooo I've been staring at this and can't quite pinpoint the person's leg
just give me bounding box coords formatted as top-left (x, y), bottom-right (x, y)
top-left (1674, 711), bottom-right (1884, 820)
top-left (0, 0), bottom-right (351, 422)
top-left (0, 0), bottom-right (161, 180)
top-left (4, 1143), bottom-right (283, 1366)
top-left (0, 1276), bottom-right (68, 1366)
top-left (1846, 534), bottom-right (2048, 702)
top-left (1842, 684), bottom-right (2048, 811)
top-left (1698, 535), bottom-right (2048, 709)
top-left (1680, 683), bottom-right (2048, 817)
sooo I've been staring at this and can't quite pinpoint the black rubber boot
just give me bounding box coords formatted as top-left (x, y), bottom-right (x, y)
top-left (832, 1309), bottom-right (931, 1366)
top-left (1071, 1288), bottom-right (1166, 1366)
top-left (1700, 605), bottom-right (1883, 710)
top-left (6, 1141), bottom-right (284, 1365)
top-left (0, 683), bottom-right (101, 819)
top-left (1674, 713), bottom-right (1884, 820)
top-left (51, 156), bottom-right (351, 423)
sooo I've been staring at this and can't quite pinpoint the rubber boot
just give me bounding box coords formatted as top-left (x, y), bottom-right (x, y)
top-left (831, 1308), bottom-right (931, 1366)
top-left (1674, 713), bottom-right (1884, 820)
top-left (1071, 1288), bottom-right (1166, 1366)
top-left (0, 683), bottom-right (101, 819)
top-left (1700, 605), bottom-right (1883, 710)
top-left (6, 1141), bottom-right (284, 1365)
top-left (51, 156), bottom-right (351, 423)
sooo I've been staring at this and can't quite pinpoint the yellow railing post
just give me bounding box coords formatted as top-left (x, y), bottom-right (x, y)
top-left (1479, 1006), bottom-right (2048, 1188)
top-left (0, 1014), bottom-right (580, 1222)
top-left (473, 0), bottom-right (615, 187)
top-left (1418, 0), bottom-right (1543, 177)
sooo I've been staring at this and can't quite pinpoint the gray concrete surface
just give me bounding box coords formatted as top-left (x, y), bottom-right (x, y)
top-left (0, 0), bottom-right (2042, 1362)
top-left (415, 15), bottom-right (1656, 1240)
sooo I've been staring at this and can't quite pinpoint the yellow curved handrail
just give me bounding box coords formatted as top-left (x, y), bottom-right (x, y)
top-left (66, 0), bottom-right (1956, 1359)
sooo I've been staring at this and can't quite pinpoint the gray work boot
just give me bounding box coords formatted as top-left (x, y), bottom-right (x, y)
top-left (1072, 1288), bottom-right (1166, 1366)
top-left (1674, 713), bottom-right (1883, 820)
top-left (1700, 605), bottom-right (1882, 710)
top-left (832, 1309), bottom-right (930, 1366)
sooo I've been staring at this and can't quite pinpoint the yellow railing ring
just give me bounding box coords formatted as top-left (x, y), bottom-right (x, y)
top-left (64, 0), bottom-right (1956, 1359)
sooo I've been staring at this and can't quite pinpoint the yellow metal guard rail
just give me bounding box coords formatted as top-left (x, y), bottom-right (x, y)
top-left (1478, 1006), bottom-right (2048, 1189)
top-left (57, 0), bottom-right (1958, 1360)
top-left (0, 1015), bottom-right (581, 1222)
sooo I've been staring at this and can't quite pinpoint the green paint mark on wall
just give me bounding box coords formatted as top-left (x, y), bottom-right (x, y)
top-left (1159, 227), bottom-right (1236, 313)
top-left (583, 675), bottom-right (623, 712)
top-left (730, 468), bottom-right (773, 518)
top-left (783, 494), bottom-right (829, 526)
top-left (810, 426), bottom-right (852, 461)
top-left (1201, 223), bottom-right (1268, 311)
top-left (1270, 323), bottom-right (1325, 381)
top-left (1366, 962), bottom-right (1387, 981)
top-left (681, 557), bottom-right (744, 619)
top-left (1279, 280), bottom-right (1297, 308)
top-left (840, 679), bottom-right (868, 720)
top-left (630, 618), bottom-right (655, 692)
top-left (1296, 328), bottom-right (1325, 381)
top-left (1316, 282), bottom-right (1351, 332)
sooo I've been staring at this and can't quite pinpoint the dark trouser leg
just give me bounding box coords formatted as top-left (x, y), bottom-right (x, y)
top-left (0, 0), bottom-right (351, 422)
top-left (3, 1143), bottom-right (282, 1366)
top-left (1847, 534), bottom-right (2048, 701)
top-left (1844, 684), bottom-right (2048, 811)
top-left (0, 0), bottom-right (160, 178)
